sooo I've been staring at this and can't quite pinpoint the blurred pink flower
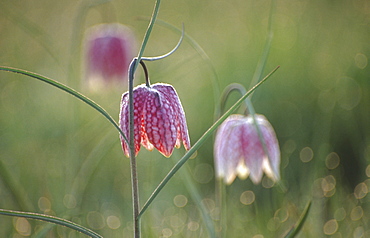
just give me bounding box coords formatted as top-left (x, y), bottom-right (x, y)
top-left (214, 114), bottom-right (280, 185)
top-left (119, 83), bottom-right (191, 157)
top-left (83, 23), bottom-right (136, 89)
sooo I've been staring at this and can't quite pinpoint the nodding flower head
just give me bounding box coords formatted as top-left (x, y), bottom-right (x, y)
top-left (83, 23), bottom-right (136, 89)
top-left (214, 114), bottom-right (280, 185)
top-left (119, 83), bottom-right (191, 157)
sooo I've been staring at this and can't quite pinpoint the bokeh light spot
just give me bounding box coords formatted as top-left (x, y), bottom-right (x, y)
top-left (322, 175), bottom-right (336, 197)
top-left (353, 226), bottom-right (365, 238)
top-left (87, 211), bottom-right (105, 230)
top-left (282, 139), bottom-right (296, 154)
top-left (174, 195), bottom-right (188, 208)
top-left (354, 182), bottom-right (368, 199)
top-left (366, 165), bottom-right (370, 177)
top-left (187, 221), bottom-right (199, 231)
top-left (274, 208), bottom-right (289, 223)
top-left (300, 147), bottom-right (314, 163)
top-left (262, 176), bottom-right (275, 188)
top-left (14, 218), bottom-right (31, 236)
top-left (38, 197), bottom-right (51, 213)
top-left (323, 219), bottom-right (338, 235)
top-left (325, 152), bottom-right (340, 170)
top-left (334, 207), bottom-right (346, 221)
top-left (193, 163), bottom-right (214, 184)
top-left (335, 76), bottom-right (362, 110)
top-left (63, 194), bottom-right (77, 209)
top-left (354, 53), bottom-right (368, 69)
top-left (240, 191), bottom-right (255, 205)
top-left (201, 198), bottom-right (216, 212)
top-left (162, 228), bottom-right (173, 237)
top-left (106, 215), bottom-right (121, 229)
top-left (350, 206), bottom-right (363, 221)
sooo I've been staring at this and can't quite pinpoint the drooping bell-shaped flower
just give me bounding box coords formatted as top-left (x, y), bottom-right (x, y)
top-left (214, 114), bottom-right (280, 185)
top-left (119, 83), bottom-right (191, 157)
top-left (83, 23), bottom-right (136, 89)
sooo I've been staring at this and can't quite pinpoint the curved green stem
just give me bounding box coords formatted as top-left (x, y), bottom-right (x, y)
top-left (127, 1), bottom-right (162, 237)
top-left (142, 18), bottom-right (221, 123)
top-left (141, 24), bottom-right (184, 61)
top-left (0, 209), bottom-right (102, 238)
top-left (128, 59), bottom-right (141, 238)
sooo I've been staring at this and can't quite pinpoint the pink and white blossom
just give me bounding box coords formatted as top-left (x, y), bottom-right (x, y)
top-left (214, 114), bottom-right (280, 184)
top-left (119, 83), bottom-right (190, 157)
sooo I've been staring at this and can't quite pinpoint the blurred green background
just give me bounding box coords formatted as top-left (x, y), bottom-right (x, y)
top-left (0, 0), bottom-right (369, 237)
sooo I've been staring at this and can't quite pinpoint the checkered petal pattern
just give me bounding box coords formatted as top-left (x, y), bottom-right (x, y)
top-left (119, 83), bottom-right (191, 157)
top-left (214, 114), bottom-right (280, 184)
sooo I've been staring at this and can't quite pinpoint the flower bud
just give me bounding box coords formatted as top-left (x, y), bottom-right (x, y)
top-left (83, 23), bottom-right (136, 90)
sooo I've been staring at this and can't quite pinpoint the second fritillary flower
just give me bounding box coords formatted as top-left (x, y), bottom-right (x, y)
top-left (119, 83), bottom-right (191, 157)
top-left (214, 114), bottom-right (280, 185)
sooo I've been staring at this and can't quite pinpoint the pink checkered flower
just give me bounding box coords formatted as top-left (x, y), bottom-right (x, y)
top-left (83, 23), bottom-right (135, 89)
top-left (214, 114), bottom-right (280, 185)
top-left (119, 83), bottom-right (191, 157)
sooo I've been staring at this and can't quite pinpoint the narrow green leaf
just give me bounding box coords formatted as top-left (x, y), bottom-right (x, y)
top-left (139, 66), bottom-right (280, 217)
top-left (284, 200), bottom-right (312, 238)
top-left (0, 209), bottom-right (102, 238)
top-left (0, 66), bottom-right (127, 144)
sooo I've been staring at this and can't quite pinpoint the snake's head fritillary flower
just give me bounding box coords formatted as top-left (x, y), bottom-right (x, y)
top-left (83, 23), bottom-right (136, 90)
top-left (214, 114), bottom-right (280, 185)
top-left (119, 83), bottom-right (191, 157)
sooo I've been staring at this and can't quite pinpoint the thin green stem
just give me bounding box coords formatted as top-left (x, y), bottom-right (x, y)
top-left (139, 66), bottom-right (280, 218)
top-left (132, 0), bottom-right (161, 73)
top-left (128, 60), bottom-right (141, 238)
top-left (0, 209), bottom-right (102, 238)
top-left (127, 1), bottom-right (162, 237)
top-left (248, 0), bottom-right (275, 90)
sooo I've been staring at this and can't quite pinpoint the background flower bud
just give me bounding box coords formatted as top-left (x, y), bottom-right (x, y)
top-left (214, 114), bottom-right (280, 185)
top-left (83, 23), bottom-right (136, 90)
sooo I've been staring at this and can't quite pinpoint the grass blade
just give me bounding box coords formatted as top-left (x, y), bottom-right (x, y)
top-left (284, 200), bottom-right (312, 238)
top-left (0, 209), bottom-right (102, 238)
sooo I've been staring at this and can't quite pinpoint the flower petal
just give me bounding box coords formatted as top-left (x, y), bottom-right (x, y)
top-left (143, 88), bottom-right (177, 157)
top-left (119, 85), bottom-right (149, 157)
top-left (255, 115), bottom-right (281, 181)
top-left (153, 84), bottom-right (191, 151)
top-left (214, 117), bottom-right (243, 184)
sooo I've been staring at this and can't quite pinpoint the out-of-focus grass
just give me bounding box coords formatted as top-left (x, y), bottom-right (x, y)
top-left (0, 0), bottom-right (369, 237)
